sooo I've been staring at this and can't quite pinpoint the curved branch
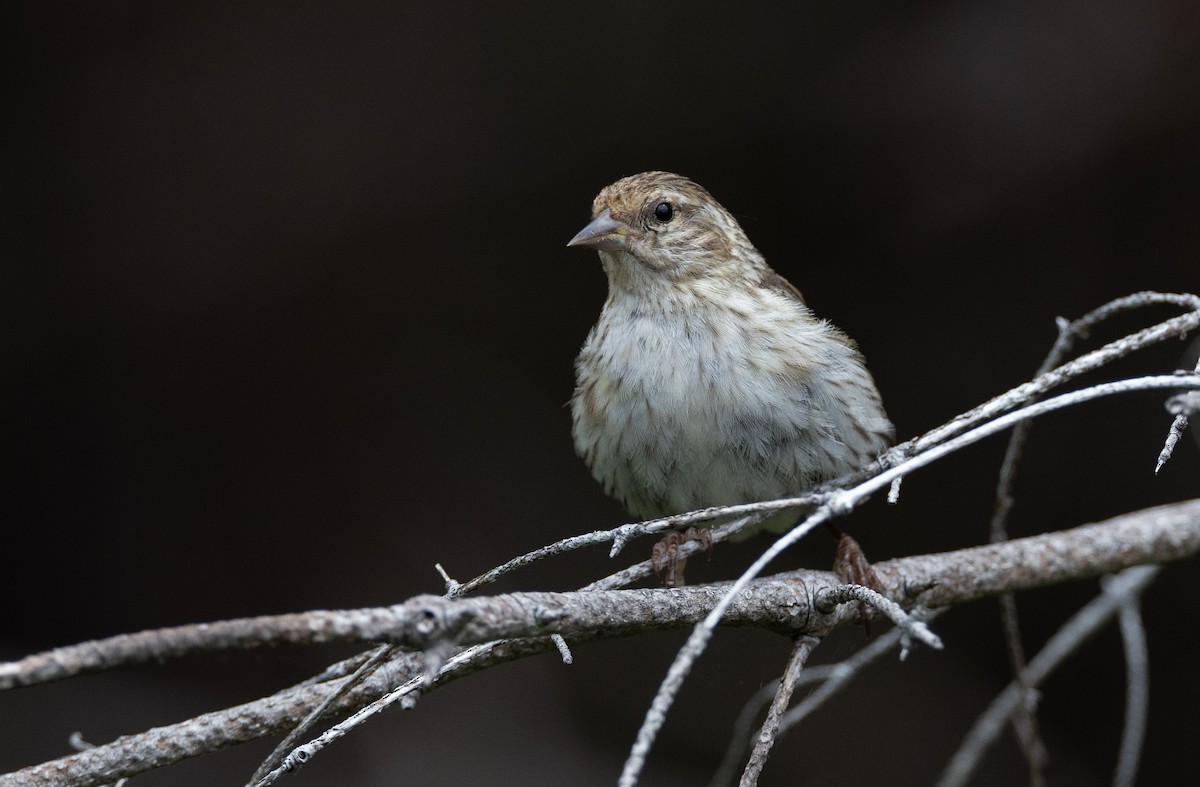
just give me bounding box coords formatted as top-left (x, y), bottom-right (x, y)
top-left (9, 500), bottom-right (1196, 787)
top-left (936, 566), bottom-right (1161, 787)
top-left (5, 499), bottom-right (1198, 696)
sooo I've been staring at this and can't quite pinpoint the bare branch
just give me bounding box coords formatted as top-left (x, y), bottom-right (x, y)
top-left (451, 506), bottom-right (804, 597)
top-left (447, 293), bottom-right (1196, 604)
top-left (739, 635), bottom-right (821, 787)
top-left (987, 307), bottom-right (1111, 785)
top-left (995, 594), bottom-right (1047, 786)
top-left (618, 372), bottom-right (1200, 786)
top-left (0, 610), bottom-right (397, 690)
top-left (281, 341), bottom-right (1197, 779)
top-left (778, 608), bottom-right (949, 734)
top-left (936, 566), bottom-right (1160, 787)
top-left (582, 514), bottom-right (774, 592)
top-left (1158, 388), bottom-right (1199, 473)
top-left (617, 504), bottom-right (838, 787)
top-left (1111, 576), bottom-right (1150, 787)
top-left (982, 293), bottom-right (1199, 784)
top-left (0, 637), bottom-right (571, 787)
top-left (6, 500), bottom-right (1194, 786)
top-left (709, 684), bottom-right (779, 787)
top-left (814, 584), bottom-right (942, 655)
top-left (3, 290), bottom-right (1197, 785)
top-left (248, 644), bottom-right (396, 785)
top-left (888, 292), bottom-right (1200, 472)
top-left (252, 640), bottom-right (508, 787)
top-left (1, 652), bottom-right (421, 787)
top-left (709, 615), bottom-right (949, 787)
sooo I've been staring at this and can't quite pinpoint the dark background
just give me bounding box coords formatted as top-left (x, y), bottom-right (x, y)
top-left (5, 1), bottom-right (1198, 784)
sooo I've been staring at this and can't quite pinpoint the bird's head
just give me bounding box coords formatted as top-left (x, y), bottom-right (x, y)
top-left (567, 172), bottom-right (762, 288)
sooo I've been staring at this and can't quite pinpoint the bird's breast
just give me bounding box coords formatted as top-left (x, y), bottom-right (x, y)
top-left (572, 292), bottom-right (820, 515)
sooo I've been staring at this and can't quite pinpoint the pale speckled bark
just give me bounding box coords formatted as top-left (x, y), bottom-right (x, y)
top-left (3, 499), bottom-right (1197, 786)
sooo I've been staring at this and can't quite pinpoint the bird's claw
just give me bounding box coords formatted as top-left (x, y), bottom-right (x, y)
top-left (651, 527), bottom-right (713, 588)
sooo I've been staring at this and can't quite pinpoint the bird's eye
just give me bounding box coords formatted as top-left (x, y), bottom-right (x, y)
top-left (653, 201), bottom-right (674, 223)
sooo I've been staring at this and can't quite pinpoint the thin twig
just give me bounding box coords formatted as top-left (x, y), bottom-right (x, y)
top-left (619, 374), bottom-right (1200, 786)
top-left (185, 293), bottom-right (1200, 784)
top-left (1157, 376), bottom-right (1200, 473)
top-left (256, 516), bottom-right (779, 780)
top-left (814, 584), bottom-right (942, 655)
top-left (708, 683), bottom-right (779, 787)
top-left (248, 644), bottom-right (396, 785)
top-left (708, 622), bottom-right (929, 787)
top-left (936, 566), bottom-right (1160, 787)
top-left (450, 504), bottom-right (813, 597)
top-left (987, 310), bottom-right (1079, 785)
top-left (777, 609), bottom-right (949, 734)
top-left (739, 635), bottom-right (821, 787)
top-left (3, 367), bottom-right (1195, 780)
top-left (981, 294), bottom-right (1199, 782)
top-left (890, 292), bottom-right (1200, 470)
top-left (278, 295), bottom-right (1199, 777)
top-left (616, 506), bottom-right (838, 787)
top-left (2, 311), bottom-right (1196, 785)
top-left (454, 294), bottom-right (1198, 599)
top-left (996, 594), bottom-right (1047, 785)
top-left (582, 513), bottom-right (773, 592)
top-left (253, 641), bottom-right (500, 787)
top-left (1110, 576), bottom-right (1150, 787)
top-left (3, 500), bottom-right (1196, 787)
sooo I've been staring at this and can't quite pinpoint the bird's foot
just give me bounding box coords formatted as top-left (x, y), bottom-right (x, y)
top-left (651, 527), bottom-right (713, 588)
top-left (830, 529), bottom-right (882, 631)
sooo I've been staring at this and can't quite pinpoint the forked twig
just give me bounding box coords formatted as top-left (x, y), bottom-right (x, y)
top-left (936, 567), bottom-right (1159, 787)
top-left (1, 294), bottom-right (1196, 787)
top-left (619, 373), bottom-right (1200, 786)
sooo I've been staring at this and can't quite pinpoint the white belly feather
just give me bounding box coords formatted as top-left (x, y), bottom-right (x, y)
top-left (572, 284), bottom-right (891, 526)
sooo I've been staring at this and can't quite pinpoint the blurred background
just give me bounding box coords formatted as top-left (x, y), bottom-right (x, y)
top-left (5, 1), bottom-right (1198, 784)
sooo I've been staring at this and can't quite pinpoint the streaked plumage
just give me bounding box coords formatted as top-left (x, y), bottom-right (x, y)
top-left (568, 172), bottom-right (893, 549)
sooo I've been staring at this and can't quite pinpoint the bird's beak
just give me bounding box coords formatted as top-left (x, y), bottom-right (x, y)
top-left (567, 209), bottom-right (629, 251)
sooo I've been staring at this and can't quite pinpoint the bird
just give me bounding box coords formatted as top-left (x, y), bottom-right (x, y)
top-left (567, 171), bottom-right (894, 586)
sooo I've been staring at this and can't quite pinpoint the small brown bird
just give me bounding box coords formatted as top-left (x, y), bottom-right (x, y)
top-left (568, 172), bottom-right (894, 586)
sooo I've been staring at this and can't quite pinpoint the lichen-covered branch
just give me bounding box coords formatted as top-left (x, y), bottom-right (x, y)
top-left (3, 500), bottom-right (1197, 786)
top-left (5, 500), bottom-right (1197, 697)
